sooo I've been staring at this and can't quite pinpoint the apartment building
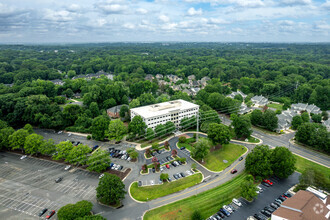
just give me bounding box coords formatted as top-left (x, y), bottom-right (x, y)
top-left (130, 99), bottom-right (199, 129)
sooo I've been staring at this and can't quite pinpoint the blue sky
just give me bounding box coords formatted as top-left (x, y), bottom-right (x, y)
top-left (0, 0), bottom-right (329, 43)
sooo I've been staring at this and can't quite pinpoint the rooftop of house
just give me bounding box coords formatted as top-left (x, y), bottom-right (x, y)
top-left (130, 99), bottom-right (199, 118)
top-left (107, 104), bottom-right (128, 114)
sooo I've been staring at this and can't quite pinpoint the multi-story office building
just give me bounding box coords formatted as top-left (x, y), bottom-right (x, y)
top-left (130, 99), bottom-right (199, 129)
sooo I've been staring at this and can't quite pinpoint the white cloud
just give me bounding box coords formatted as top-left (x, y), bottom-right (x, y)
top-left (321, 0), bottom-right (330, 10)
top-left (233, 0), bottom-right (265, 8)
top-left (67, 4), bottom-right (80, 12)
top-left (136, 8), bottom-right (148, 14)
top-left (123, 22), bottom-right (135, 29)
top-left (43, 9), bottom-right (75, 22)
top-left (159, 14), bottom-right (170, 22)
top-left (187, 7), bottom-right (203, 16)
top-left (279, 0), bottom-right (312, 6)
top-left (207, 18), bottom-right (230, 24)
top-left (96, 0), bottom-right (129, 14)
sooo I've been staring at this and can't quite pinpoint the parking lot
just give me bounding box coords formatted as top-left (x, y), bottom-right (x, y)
top-left (0, 152), bottom-right (101, 219)
top-left (208, 172), bottom-right (300, 220)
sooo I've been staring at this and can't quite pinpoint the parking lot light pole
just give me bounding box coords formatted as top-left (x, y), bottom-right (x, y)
top-left (196, 112), bottom-right (199, 141)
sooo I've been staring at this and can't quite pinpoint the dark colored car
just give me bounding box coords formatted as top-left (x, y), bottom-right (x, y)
top-left (239, 156), bottom-right (243, 161)
top-left (173, 174), bottom-right (179, 179)
top-left (261, 182), bottom-right (270, 187)
top-left (261, 210), bottom-right (271, 217)
top-left (38, 208), bottom-right (48, 217)
top-left (180, 172), bottom-right (185, 177)
top-left (217, 211), bottom-right (225, 218)
top-left (253, 214), bottom-right (263, 220)
top-left (177, 160), bottom-right (182, 165)
top-left (46, 210), bottom-right (55, 219)
top-left (138, 181), bottom-right (142, 186)
top-left (278, 196), bottom-right (286, 201)
top-left (264, 206), bottom-right (275, 213)
top-left (171, 162), bottom-right (177, 167)
top-left (284, 192), bottom-right (292, 198)
top-left (152, 167), bottom-right (155, 173)
top-left (92, 145), bottom-right (99, 151)
top-left (231, 169), bottom-right (237, 174)
top-left (219, 208), bottom-right (230, 217)
top-left (180, 147), bottom-right (186, 150)
top-left (55, 177), bottom-right (63, 183)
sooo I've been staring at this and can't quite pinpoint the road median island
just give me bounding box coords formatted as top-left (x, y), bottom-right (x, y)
top-left (130, 173), bottom-right (203, 202)
top-left (143, 172), bottom-right (247, 220)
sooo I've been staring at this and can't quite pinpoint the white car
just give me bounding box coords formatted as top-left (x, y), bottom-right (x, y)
top-left (20, 155), bottom-right (27, 160)
top-left (111, 164), bottom-right (116, 170)
top-left (68, 133), bottom-right (72, 136)
top-left (223, 205), bottom-right (233, 213)
top-left (232, 198), bottom-right (242, 207)
top-left (58, 131), bottom-right (63, 134)
top-left (127, 157), bottom-right (131, 162)
top-left (64, 165), bottom-right (71, 171)
top-left (99, 174), bottom-right (104, 179)
top-left (256, 186), bottom-right (263, 193)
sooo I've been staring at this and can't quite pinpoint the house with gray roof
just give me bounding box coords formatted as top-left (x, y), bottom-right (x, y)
top-left (155, 74), bottom-right (163, 79)
top-left (145, 74), bottom-right (154, 81)
top-left (107, 104), bottom-right (128, 118)
top-left (49, 79), bottom-right (64, 86)
top-left (182, 89), bottom-right (192, 96)
top-left (323, 119), bottom-right (330, 132)
top-left (238, 103), bottom-right (251, 115)
top-left (251, 95), bottom-right (269, 106)
top-left (187, 75), bottom-right (195, 80)
top-left (227, 90), bottom-right (247, 99)
top-left (291, 103), bottom-right (308, 112)
top-left (190, 87), bottom-right (200, 96)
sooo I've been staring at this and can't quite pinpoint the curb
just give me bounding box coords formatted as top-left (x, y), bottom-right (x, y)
top-left (128, 182), bottom-right (146, 204)
top-left (231, 135), bottom-right (262, 145)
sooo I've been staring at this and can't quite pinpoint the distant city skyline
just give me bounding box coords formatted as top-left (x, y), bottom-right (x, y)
top-left (0, 0), bottom-right (329, 43)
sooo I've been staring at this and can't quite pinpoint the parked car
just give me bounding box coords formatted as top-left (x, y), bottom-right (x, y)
top-left (231, 169), bottom-right (237, 174)
top-left (171, 162), bottom-right (177, 167)
top-left (152, 167), bottom-right (155, 173)
top-left (55, 177), bottom-right (63, 183)
top-left (68, 133), bottom-right (72, 136)
top-left (223, 205), bottom-right (233, 213)
top-left (270, 203), bottom-right (279, 209)
top-left (219, 208), bottom-right (230, 217)
top-left (264, 206), bottom-right (275, 213)
top-left (138, 181), bottom-right (142, 186)
top-left (64, 165), bottom-right (71, 171)
top-left (20, 155), bottom-right (27, 160)
top-left (253, 214), bottom-right (264, 220)
top-left (232, 198), bottom-right (242, 206)
top-left (177, 160), bottom-right (182, 165)
top-left (275, 199), bottom-right (283, 204)
top-left (216, 211), bottom-right (225, 218)
top-left (278, 196), bottom-right (286, 202)
top-left (92, 145), bottom-right (99, 151)
top-left (166, 164), bottom-right (170, 169)
top-left (228, 204), bottom-right (236, 211)
top-left (180, 147), bottom-right (186, 150)
top-left (263, 179), bottom-right (273, 185)
top-left (239, 156), bottom-right (243, 161)
top-left (173, 174), bottom-right (179, 179)
top-left (261, 182), bottom-right (270, 187)
top-left (127, 157), bottom-right (131, 162)
top-left (46, 210), bottom-right (55, 219)
top-left (261, 210), bottom-right (271, 217)
top-left (38, 208), bottom-right (48, 217)
top-left (160, 166), bottom-right (164, 172)
top-left (99, 174), bottom-right (105, 179)
top-left (284, 192), bottom-right (292, 198)
top-left (167, 177), bottom-right (172, 182)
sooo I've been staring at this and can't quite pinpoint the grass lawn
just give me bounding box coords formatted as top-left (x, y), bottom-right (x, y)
top-left (144, 173), bottom-right (247, 220)
top-left (267, 103), bottom-right (284, 111)
top-left (247, 136), bottom-right (259, 143)
top-left (253, 126), bottom-right (279, 135)
top-left (294, 155), bottom-right (330, 178)
top-left (130, 173), bottom-right (203, 202)
top-left (140, 135), bottom-right (174, 148)
top-left (203, 143), bottom-right (247, 172)
top-left (177, 142), bottom-right (194, 152)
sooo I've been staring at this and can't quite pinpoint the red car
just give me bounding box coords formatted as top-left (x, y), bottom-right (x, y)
top-left (46, 210), bottom-right (55, 219)
top-left (166, 164), bottom-right (170, 169)
top-left (231, 169), bottom-right (237, 174)
top-left (263, 179), bottom-right (273, 185)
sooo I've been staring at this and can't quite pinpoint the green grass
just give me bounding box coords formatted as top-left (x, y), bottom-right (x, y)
top-left (253, 126), bottom-right (279, 135)
top-left (203, 143), bottom-right (247, 172)
top-left (247, 136), bottom-right (259, 143)
top-left (140, 135), bottom-right (174, 148)
top-left (294, 155), bottom-right (330, 178)
top-left (267, 103), bottom-right (284, 111)
top-left (130, 173), bottom-right (203, 202)
top-left (144, 173), bottom-right (247, 220)
top-left (177, 142), bottom-right (194, 152)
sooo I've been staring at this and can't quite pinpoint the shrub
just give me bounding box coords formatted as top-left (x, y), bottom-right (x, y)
top-left (87, 135), bottom-right (91, 140)
top-left (179, 136), bottom-right (186, 143)
top-left (172, 149), bottom-right (177, 157)
top-left (152, 143), bottom-right (159, 150)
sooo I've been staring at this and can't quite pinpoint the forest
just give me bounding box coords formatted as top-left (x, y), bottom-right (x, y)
top-left (0, 43), bottom-right (329, 152)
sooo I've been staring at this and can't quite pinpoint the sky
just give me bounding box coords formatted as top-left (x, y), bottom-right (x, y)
top-left (0, 0), bottom-right (329, 43)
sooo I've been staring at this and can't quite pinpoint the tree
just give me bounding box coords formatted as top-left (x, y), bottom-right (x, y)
top-left (245, 145), bottom-right (273, 178)
top-left (155, 124), bottom-right (166, 137)
top-left (180, 116), bottom-right (197, 130)
top-left (231, 114), bottom-right (252, 139)
top-left (0, 120), bottom-right (7, 130)
top-left (311, 114), bottom-right (322, 123)
top-left (8, 129), bottom-right (29, 152)
top-left (207, 123), bottom-right (231, 145)
top-left (92, 115), bottom-right (110, 141)
top-left (152, 156), bottom-right (158, 163)
top-left (171, 149), bottom-right (177, 157)
top-left (152, 143), bottom-right (159, 150)
top-left (86, 150), bottom-right (111, 173)
top-left (129, 99), bottom-right (140, 108)
top-left (179, 136), bottom-right (186, 143)
top-left (89, 102), bottom-right (100, 118)
top-left (96, 173), bottom-right (126, 205)
top-left (160, 173), bottom-right (169, 181)
top-left (301, 112), bottom-right (310, 123)
top-left (241, 175), bottom-right (258, 201)
top-left (0, 127), bottom-right (15, 150)
top-left (191, 138), bottom-right (211, 162)
top-left (191, 210), bottom-right (203, 220)
top-left (165, 121), bottom-right (176, 134)
top-left (66, 144), bottom-right (92, 165)
top-left (119, 105), bottom-right (129, 118)
top-left (146, 128), bottom-right (155, 140)
top-left (138, 93), bottom-right (155, 106)
top-left (107, 119), bottom-right (127, 142)
top-left (292, 115), bottom-right (303, 130)
top-left (24, 133), bottom-right (44, 155)
top-left (23, 124), bottom-right (34, 134)
top-left (53, 141), bottom-right (74, 160)
top-left (39, 139), bottom-right (56, 155)
top-left (322, 111), bottom-right (328, 120)
top-left (250, 109), bottom-right (263, 126)
top-left (128, 116), bottom-right (147, 137)
top-left (263, 109), bottom-right (278, 131)
top-left (57, 200), bottom-right (93, 220)
top-left (270, 147), bottom-right (296, 179)
top-left (127, 148), bottom-right (138, 160)
top-left (298, 168), bottom-right (330, 191)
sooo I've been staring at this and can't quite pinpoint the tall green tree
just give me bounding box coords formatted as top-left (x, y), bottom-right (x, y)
top-left (86, 150), bottom-right (111, 173)
top-left (263, 110), bottom-right (278, 131)
top-left (23, 123), bottom-right (34, 134)
top-left (8, 129), bottom-right (29, 152)
top-left (0, 127), bottom-right (15, 150)
top-left (250, 109), bottom-right (263, 126)
top-left (107, 119), bottom-right (127, 142)
top-left (191, 137), bottom-right (211, 162)
top-left (39, 139), bottom-right (56, 155)
top-left (155, 124), bottom-right (166, 137)
top-left (57, 200), bottom-right (93, 220)
top-left (66, 144), bottom-right (92, 165)
top-left (24, 133), bottom-right (44, 155)
top-left (207, 123), bottom-right (231, 145)
top-left (146, 128), bottom-right (155, 140)
top-left (53, 141), bottom-right (74, 160)
top-left (301, 112), bottom-right (310, 123)
top-left (292, 115), bottom-right (303, 130)
top-left (96, 173), bottom-right (126, 205)
top-left (128, 116), bottom-right (147, 137)
top-left (241, 175), bottom-right (258, 201)
top-left (245, 145), bottom-right (273, 178)
top-left (231, 114), bottom-right (252, 139)
top-left (92, 115), bottom-right (110, 141)
top-left (89, 102), bottom-right (100, 118)
top-left (270, 147), bottom-right (296, 179)
top-left (165, 121), bottom-right (176, 134)
top-left (311, 114), bottom-right (322, 123)
top-left (119, 105), bottom-right (129, 118)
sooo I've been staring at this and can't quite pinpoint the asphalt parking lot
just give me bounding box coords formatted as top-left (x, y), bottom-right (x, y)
top-left (0, 152), bottom-right (101, 219)
top-left (227, 172), bottom-right (300, 220)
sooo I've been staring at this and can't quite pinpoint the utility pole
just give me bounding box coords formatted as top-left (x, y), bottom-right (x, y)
top-left (196, 111), bottom-right (199, 141)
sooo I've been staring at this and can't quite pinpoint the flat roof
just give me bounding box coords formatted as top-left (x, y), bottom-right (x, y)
top-left (130, 99), bottom-right (199, 118)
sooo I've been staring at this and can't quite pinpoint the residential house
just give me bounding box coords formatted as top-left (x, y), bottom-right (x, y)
top-left (187, 75), bottom-right (195, 80)
top-left (155, 74), bottom-right (163, 80)
top-left (323, 119), bottom-right (330, 132)
top-left (238, 103), bottom-right (250, 115)
top-left (182, 89), bottom-right (192, 96)
top-left (3, 83), bottom-right (14, 87)
top-left (172, 85), bottom-right (181, 91)
top-left (107, 104), bottom-right (128, 118)
top-left (306, 104), bottom-right (322, 115)
top-left (180, 84), bottom-right (190, 89)
top-left (190, 87), bottom-right (200, 96)
top-left (49, 79), bottom-right (64, 86)
top-left (145, 74), bottom-right (154, 81)
top-left (73, 92), bottom-right (81, 99)
top-left (291, 103), bottom-right (308, 112)
top-left (276, 110), bottom-right (298, 132)
top-left (227, 90), bottom-right (247, 100)
top-left (167, 74), bottom-right (182, 83)
top-left (251, 95), bottom-right (269, 106)
top-left (271, 190), bottom-right (330, 220)
top-left (72, 71), bottom-right (114, 81)
top-left (200, 76), bottom-right (211, 87)
top-left (158, 80), bottom-right (168, 86)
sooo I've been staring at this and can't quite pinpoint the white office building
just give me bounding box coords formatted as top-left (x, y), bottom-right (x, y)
top-left (130, 99), bottom-right (199, 129)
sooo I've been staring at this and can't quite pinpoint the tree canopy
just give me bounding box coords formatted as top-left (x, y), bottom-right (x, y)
top-left (96, 173), bottom-right (126, 205)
